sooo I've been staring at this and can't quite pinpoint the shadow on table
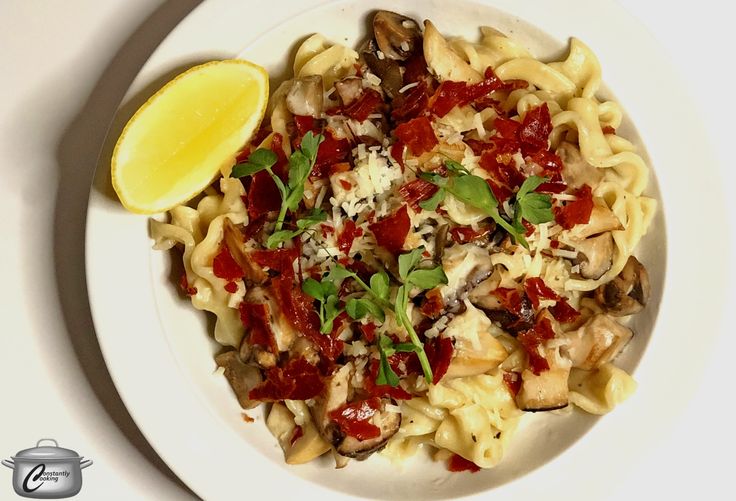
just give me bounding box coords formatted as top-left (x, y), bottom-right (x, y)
top-left (54, 0), bottom-right (202, 496)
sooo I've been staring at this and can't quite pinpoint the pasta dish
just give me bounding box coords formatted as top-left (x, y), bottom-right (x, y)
top-left (151, 11), bottom-right (656, 472)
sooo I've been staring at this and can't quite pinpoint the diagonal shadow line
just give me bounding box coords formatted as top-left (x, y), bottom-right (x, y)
top-left (54, 0), bottom-right (202, 496)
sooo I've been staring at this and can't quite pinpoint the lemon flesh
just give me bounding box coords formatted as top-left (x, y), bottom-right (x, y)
top-left (112, 60), bottom-right (269, 214)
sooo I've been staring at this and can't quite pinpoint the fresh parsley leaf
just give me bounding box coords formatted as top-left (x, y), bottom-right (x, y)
top-left (230, 148), bottom-right (277, 178)
top-left (325, 264), bottom-right (354, 283)
top-left (265, 208), bottom-right (327, 249)
top-left (450, 174), bottom-right (499, 213)
top-left (419, 187), bottom-right (446, 211)
top-left (517, 175), bottom-right (546, 199)
top-left (520, 193), bottom-right (553, 224)
top-left (266, 230), bottom-right (296, 249)
top-left (398, 247), bottom-right (425, 281)
top-left (302, 277), bottom-right (324, 302)
top-left (394, 342), bottom-right (421, 353)
top-left (299, 131), bottom-right (322, 163)
top-left (419, 171), bottom-right (449, 188)
top-left (406, 266), bottom-right (448, 290)
top-left (369, 271), bottom-right (390, 300)
top-left (394, 284), bottom-right (409, 323)
top-left (376, 335), bottom-right (400, 387)
top-left (296, 208), bottom-right (327, 229)
top-left (444, 158), bottom-right (471, 176)
top-left (345, 298), bottom-right (385, 322)
top-left (513, 175), bottom-right (553, 229)
top-left (321, 295), bottom-right (343, 334)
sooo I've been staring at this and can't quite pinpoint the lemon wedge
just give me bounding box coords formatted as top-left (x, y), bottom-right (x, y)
top-left (112, 59), bottom-right (269, 214)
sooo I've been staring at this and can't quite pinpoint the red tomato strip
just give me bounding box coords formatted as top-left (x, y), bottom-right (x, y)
top-left (523, 277), bottom-right (559, 310)
top-left (394, 117), bottom-right (438, 156)
top-left (328, 398), bottom-right (382, 440)
top-left (399, 179), bottom-right (439, 211)
top-left (448, 454), bottom-right (481, 473)
top-left (248, 357), bottom-right (324, 401)
top-left (337, 220), bottom-right (363, 254)
top-left (553, 184), bottom-right (594, 229)
top-left (368, 205), bottom-right (411, 254)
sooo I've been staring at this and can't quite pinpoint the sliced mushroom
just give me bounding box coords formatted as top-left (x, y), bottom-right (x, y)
top-left (336, 410), bottom-right (401, 459)
top-left (560, 313), bottom-right (633, 370)
top-left (443, 302), bottom-right (508, 378)
top-left (469, 275), bottom-right (534, 335)
top-left (439, 244), bottom-right (494, 310)
top-left (310, 365), bottom-right (400, 459)
top-left (244, 286), bottom-right (298, 353)
top-left (594, 256), bottom-right (650, 316)
top-left (334, 76), bottom-right (364, 106)
top-left (575, 232), bottom-right (614, 280)
top-left (515, 367), bottom-right (570, 412)
top-left (434, 224), bottom-right (449, 263)
top-left (573, 205), bottom-right (623, 239)
top-left (423, 20), bottom-right (482, 83)
top-left (310, 364), bottom-right (352, 439)
top-left (222, 218), bottom-right (268, 284)
top-left (361, 39), bottom-right (403, 98)
top-left (214, 351), bottom-right (262, 409)
top-left (286, 75), bottom-right (324, 117)
top-left (373, 10), bottom-right (422, 61)
top-left (556, 142), bottom-right (603, 190)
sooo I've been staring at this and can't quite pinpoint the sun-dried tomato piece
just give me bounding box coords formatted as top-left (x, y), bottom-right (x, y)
top-left (239, 302), bottom-right (279, 354)
top-left (549, 297), bottom-right (581, 323)
top-left (519, 103), bottom-right (552, 153)
top-left (493, 287), bottom-right (525, 316)
top-left (529, 149), bottom-right (564, 181)
top-left (250, 248), bottom-right (299, 278)
top-left (517, 317), bottom-right (557, 375)
top-left (394, 117), bottom-right (438, 156)
top-left (337, 220), bottom-right (363, 255)
top-left (425, 336), bottom-right (453, 384)
top-left (329, 398), bottom-right (382, 440)
top-left (524, 277), bottom-right (559, 310)
top-left (479, 150), bottom-right (525, 191)
top-left (390, 141), bottom-right (406, 169)
top-left (340, 89), bottom-right (384, 122)
top-left (311, 129), bottom-right (351, 178)
top-left (448, 454), bottom-right (481, 473)
top-left (179, 274), bottom-right (197, 296)
top-left (419, 288), bottom-right (444, 319)
top-left (399, 179), bottom-right (439, 211)
top-left (503, 371), bottom-right (522, 397)
top-left (553, 184), bottom-right (594, 229)
top-left (249, 357), bottom-right (324, 401)
top-left (213, 245), bottom-right (243, 282)
top-left (368, 204), bottom-right (411, 254)
top-left (391, 80), bottom-right (430, 122)
top-left (358, 322), bottom-right (377, 343)
top-left (270, 276), bottom-right (344, 363)
top-left (493, 116), bottom-right (521, 139)
top-left (293, 115), bottom-right (320, 136)
top-left (537, 181), bottom-right (567, 194)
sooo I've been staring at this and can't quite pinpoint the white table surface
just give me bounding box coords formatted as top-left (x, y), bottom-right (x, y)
top-left (1, 1), bottom-right (733, 499)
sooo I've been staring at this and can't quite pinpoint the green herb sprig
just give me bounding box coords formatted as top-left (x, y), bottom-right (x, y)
top-left (303, 247), bottom-right (446, 385)
top-left (231, 132), bottom-right (324, 244)
top-left (419, 160), bottom-right (553, 248)
top-left (512, 175), bottom-right (554, 232)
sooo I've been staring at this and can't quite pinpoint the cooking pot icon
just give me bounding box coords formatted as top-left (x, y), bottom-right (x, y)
top-left (2, 439), bottom-right (92, 499)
